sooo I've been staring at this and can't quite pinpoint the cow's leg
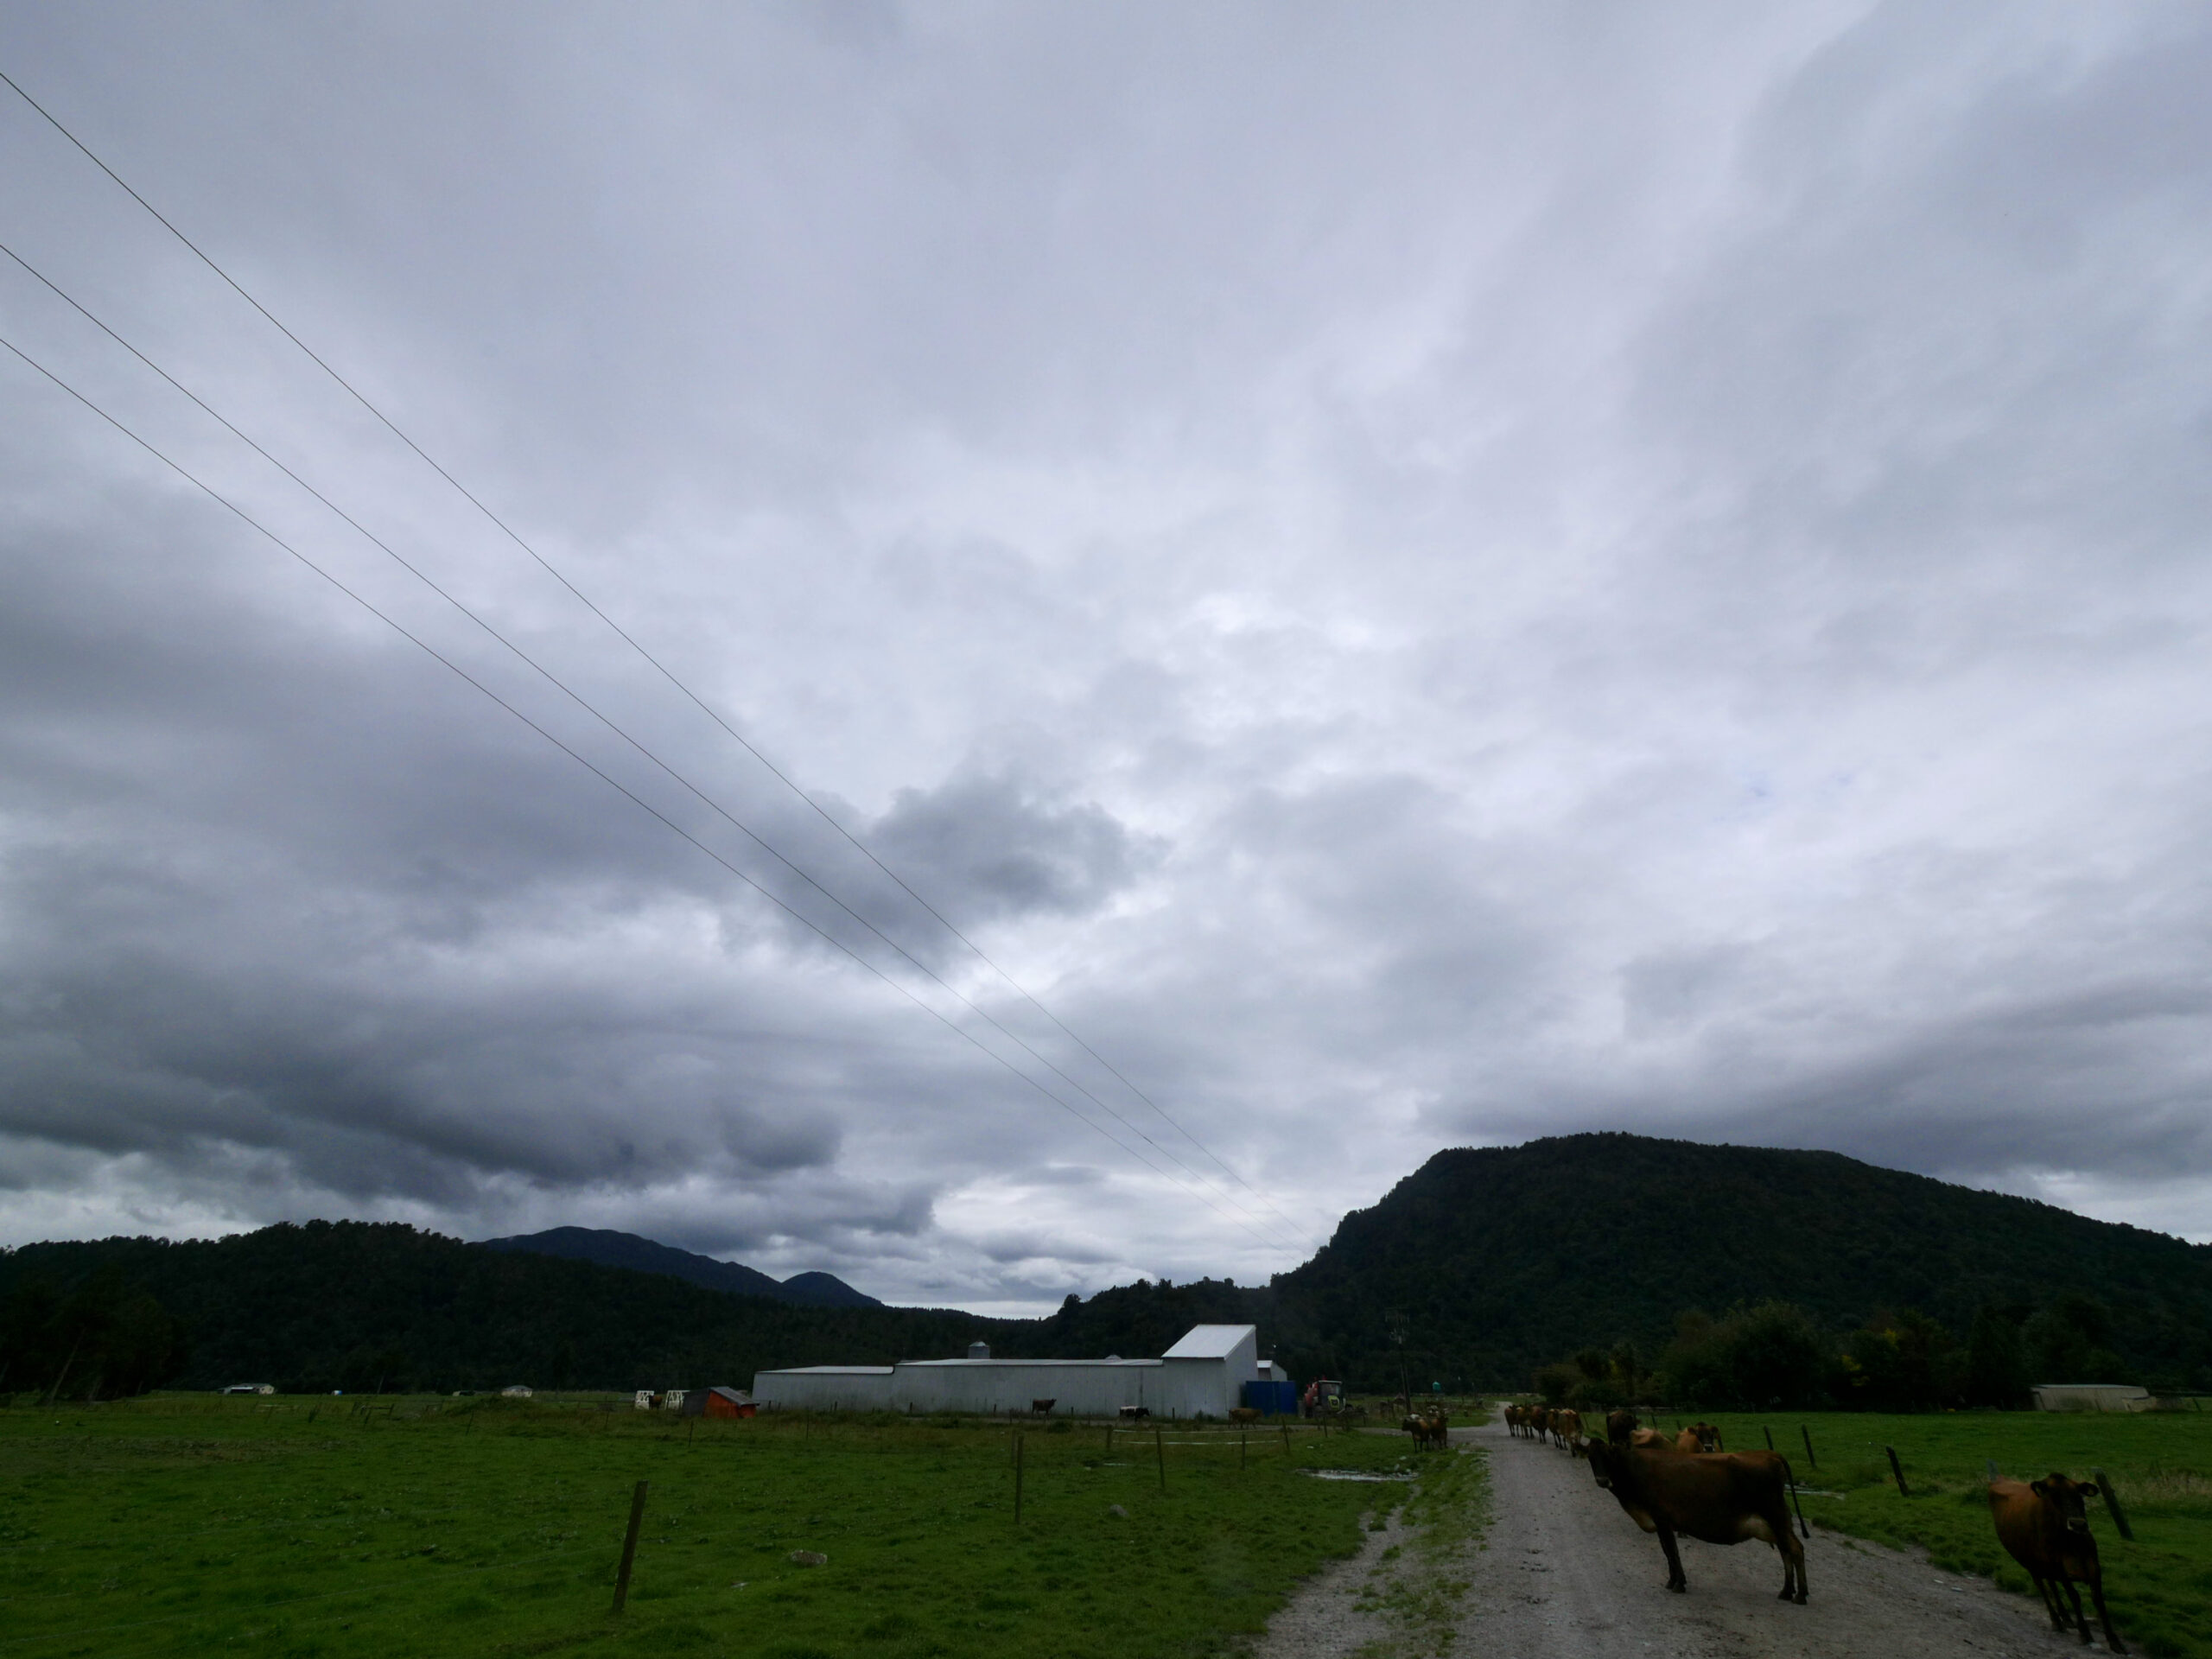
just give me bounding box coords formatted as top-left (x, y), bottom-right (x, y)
top-left (2060, 1579), bottom-right (2093, 1645)
top-left (1777, 1521), bottom-right (1808, 1603)
top-left (2029, 1573), bottom-right (2070, 1631)
top-left (2083, 1569), bottom-right (2128, 1654)
top-left (1656, 1523), bottom-right (1688, 1592)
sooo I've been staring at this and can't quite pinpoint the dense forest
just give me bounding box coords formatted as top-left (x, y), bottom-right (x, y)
top-left (4, 1134), bottom-right (2208, 1399)
top-left (0, 1223), bottom-right (1017, 1398)
top-left (1266, 1134), bottom-right (2212, 1393)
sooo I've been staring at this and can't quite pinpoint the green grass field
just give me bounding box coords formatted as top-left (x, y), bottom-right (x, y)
top-left (1665, 1409), bottom-right (2212, 1658)
top-left (0, 1395), bottom-right (1448, 1659)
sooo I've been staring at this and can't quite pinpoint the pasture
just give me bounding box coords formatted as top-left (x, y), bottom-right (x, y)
top-left (0, 1394), bottom-right (1440, 1659)
top-left (1659, 1409), bottom-right (2212, 1658)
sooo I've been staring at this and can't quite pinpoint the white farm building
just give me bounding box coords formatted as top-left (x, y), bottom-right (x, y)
top-left (753, 1324), bottom-right (1274, 1418)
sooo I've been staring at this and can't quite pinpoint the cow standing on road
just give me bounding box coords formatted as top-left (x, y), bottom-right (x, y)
top-left (1988, 1476), bottom-right (2127, 1653)
top-left (1584, 1439), bottom-right (1808, 1604)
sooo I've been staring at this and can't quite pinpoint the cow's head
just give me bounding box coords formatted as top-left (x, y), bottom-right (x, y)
top-left (1605, 1408), bottom-right (1638, 1446)
top-left (1585, 1440), bottom-right (1617, 1491)
top-left (2031, 1474), bottom-right (2096, 1532)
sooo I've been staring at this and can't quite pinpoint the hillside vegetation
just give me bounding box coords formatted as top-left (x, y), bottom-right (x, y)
top-left (4, 1133), bottom-right (2208, 1396)
top-left (1269, 1134), bottom-right (2212, 1391)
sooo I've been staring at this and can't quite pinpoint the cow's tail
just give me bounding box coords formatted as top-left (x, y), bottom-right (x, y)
top-left (1780, 1455), bottom-right (1809, 1540)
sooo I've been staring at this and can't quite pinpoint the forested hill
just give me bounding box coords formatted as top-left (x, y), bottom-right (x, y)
top-left (6, 1135), bottom-right (2209, 1397)
top-left (0, 1223), bottom-right (1014, 1395)
top-left (479, 1226), bottom-right (881, 1308)
top-left (1266, 1133), bottom-right (2212, 1390)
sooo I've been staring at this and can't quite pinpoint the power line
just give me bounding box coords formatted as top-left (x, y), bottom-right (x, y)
top-left (0, 327), bottom-right (1300, 1256)
top-left (0, 239), bottom-right (1306, 1255)
top-left (0, 64), bottom-right (1319, 1249)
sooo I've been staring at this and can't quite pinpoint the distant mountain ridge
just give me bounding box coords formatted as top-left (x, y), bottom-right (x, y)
top-left (5, 1134), bottom-right (2208, 1395)
top-left (479, 1226), bottom-right (880, 1309)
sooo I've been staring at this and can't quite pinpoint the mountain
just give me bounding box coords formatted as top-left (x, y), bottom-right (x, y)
top-left (1265, 1133), bottom-right (2212, 1390)
top-left (7, 1134), bottom-right (2209, 1399)
top-left (479, 1227), bottom-right (880, 1308)
top-left (0, 1221), bottom-right (982, 1395)
top-left (777, 1271), bottom-right (881, 1310)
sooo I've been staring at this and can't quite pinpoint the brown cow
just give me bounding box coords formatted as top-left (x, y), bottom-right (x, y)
top-left (1552, 1407), bottom-right (1584, 1455)
top-left (1989, 1476), bottom-right (2126, 1652)
top-left (1405, 1411), bottom-right (1447, 1449)
top-left (1605, 1408), bottom-right (1640, 1446)
top-left (1585, 1440), bottom-right (1807, 1603)
top-left (1229, 1406), bottom-right (1261, 1424)
top-left (1691, 1421), bottom-right (1723, 1452)
top-left (1674, 1426), bottom-right (1704, 1452)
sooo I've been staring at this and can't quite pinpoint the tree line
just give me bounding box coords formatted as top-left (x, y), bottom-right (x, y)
top-left (1531, 1291), bottom-right (2149, 1412)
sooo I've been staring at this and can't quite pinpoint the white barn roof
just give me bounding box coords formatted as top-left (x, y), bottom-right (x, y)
top-left (1161, 1324), bottom-right (1258, 1360)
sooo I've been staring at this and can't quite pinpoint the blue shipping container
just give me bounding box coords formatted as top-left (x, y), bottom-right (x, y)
top-left (1240, 1380), bottom-right (1299, 1415)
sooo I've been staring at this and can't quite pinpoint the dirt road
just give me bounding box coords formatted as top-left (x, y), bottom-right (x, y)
top-left (1257, 1417), bottom-right (2104, 1658)
top-left (1455, 1417), bottom-right (2095, 1657)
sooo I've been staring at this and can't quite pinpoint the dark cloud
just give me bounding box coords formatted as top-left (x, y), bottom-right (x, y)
top-left (3, 2), bottom-right (2209, 1310)
top-left (863, 769), bottom-right (1159, 927)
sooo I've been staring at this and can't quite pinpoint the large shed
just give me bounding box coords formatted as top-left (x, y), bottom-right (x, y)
top-left (753, 1324), bottom-right (1267, 1418)
top-left (2031, 1383), bottom-right (2154, 1412)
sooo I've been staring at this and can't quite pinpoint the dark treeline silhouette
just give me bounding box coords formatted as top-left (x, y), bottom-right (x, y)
top-left (3, 1135), bottom-right (2208, 1398)
top-left (1531, 1290), bottom-right (2142, 1412)
top-left (0, 1223), bottom-right (1026, 1398)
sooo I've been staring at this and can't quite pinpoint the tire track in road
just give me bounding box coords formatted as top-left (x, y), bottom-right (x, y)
top-left (1456, 1415), bottom-right (2092, 1657)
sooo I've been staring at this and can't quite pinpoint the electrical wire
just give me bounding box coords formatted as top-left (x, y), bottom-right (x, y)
top-left (0, 238), bottom-right (1305, 1255)
top-left (0, 327), bottom-right (1299, 1256)
top-left (0, 64), bottom-right (1319, 1249)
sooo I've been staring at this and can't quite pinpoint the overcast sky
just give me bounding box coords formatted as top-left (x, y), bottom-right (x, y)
top-left (3, 3), bottom-right (2209, 1314)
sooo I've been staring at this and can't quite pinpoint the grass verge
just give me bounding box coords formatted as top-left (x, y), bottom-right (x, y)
top-left (1350, 1437), bottom-right (1489, 1659)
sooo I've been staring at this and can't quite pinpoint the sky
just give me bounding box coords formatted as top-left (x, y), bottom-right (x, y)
top-left (3, 3), bottom-right (2209, 1315)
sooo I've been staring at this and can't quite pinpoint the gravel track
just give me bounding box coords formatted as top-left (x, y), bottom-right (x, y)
top-left (1256, 1417), bottom-right (2109, 1658)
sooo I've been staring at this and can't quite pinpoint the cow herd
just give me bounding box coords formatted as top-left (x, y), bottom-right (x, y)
top-left (1487, 1403), bottom-right (2128, 1650)
top-left (1398, 1403), bottom-right (1450, 1450)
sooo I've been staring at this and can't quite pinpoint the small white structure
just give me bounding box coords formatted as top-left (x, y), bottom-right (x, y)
top-left (2031, 1384), bottom-right (2153, 1413)
top-left (634, 1389), bottom-right (655, 1410)
top-left (753, 1323), bottom-right (1263, 1418)
top-left (500, 1384), bottom-right (534, 1398)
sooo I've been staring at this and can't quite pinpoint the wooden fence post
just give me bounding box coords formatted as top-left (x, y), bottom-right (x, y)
top-left (1155, 1427), bottom-right (1166, 1493)
top-left (1885, 1446), bottom-right (1909, 1496)
top-left (1801, 1426), bottom-right (1816, 1470)
top-left (613, 1480), bottom-right (649, 1613)
top-left (2092, 1469), bottom-right (2134, 1541)
top-left (1014, 1433), bottom-right (1025, 1524)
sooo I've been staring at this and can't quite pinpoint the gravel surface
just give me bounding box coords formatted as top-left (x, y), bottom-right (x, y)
top-left (1248, 1491), bottom-right (1413, 1659)
top-left (1255, 1418), bottom-right (2112, 1658)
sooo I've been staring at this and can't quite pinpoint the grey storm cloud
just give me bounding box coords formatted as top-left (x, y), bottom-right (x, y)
top-left (3, 0), bottom-right (2210, 1312)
